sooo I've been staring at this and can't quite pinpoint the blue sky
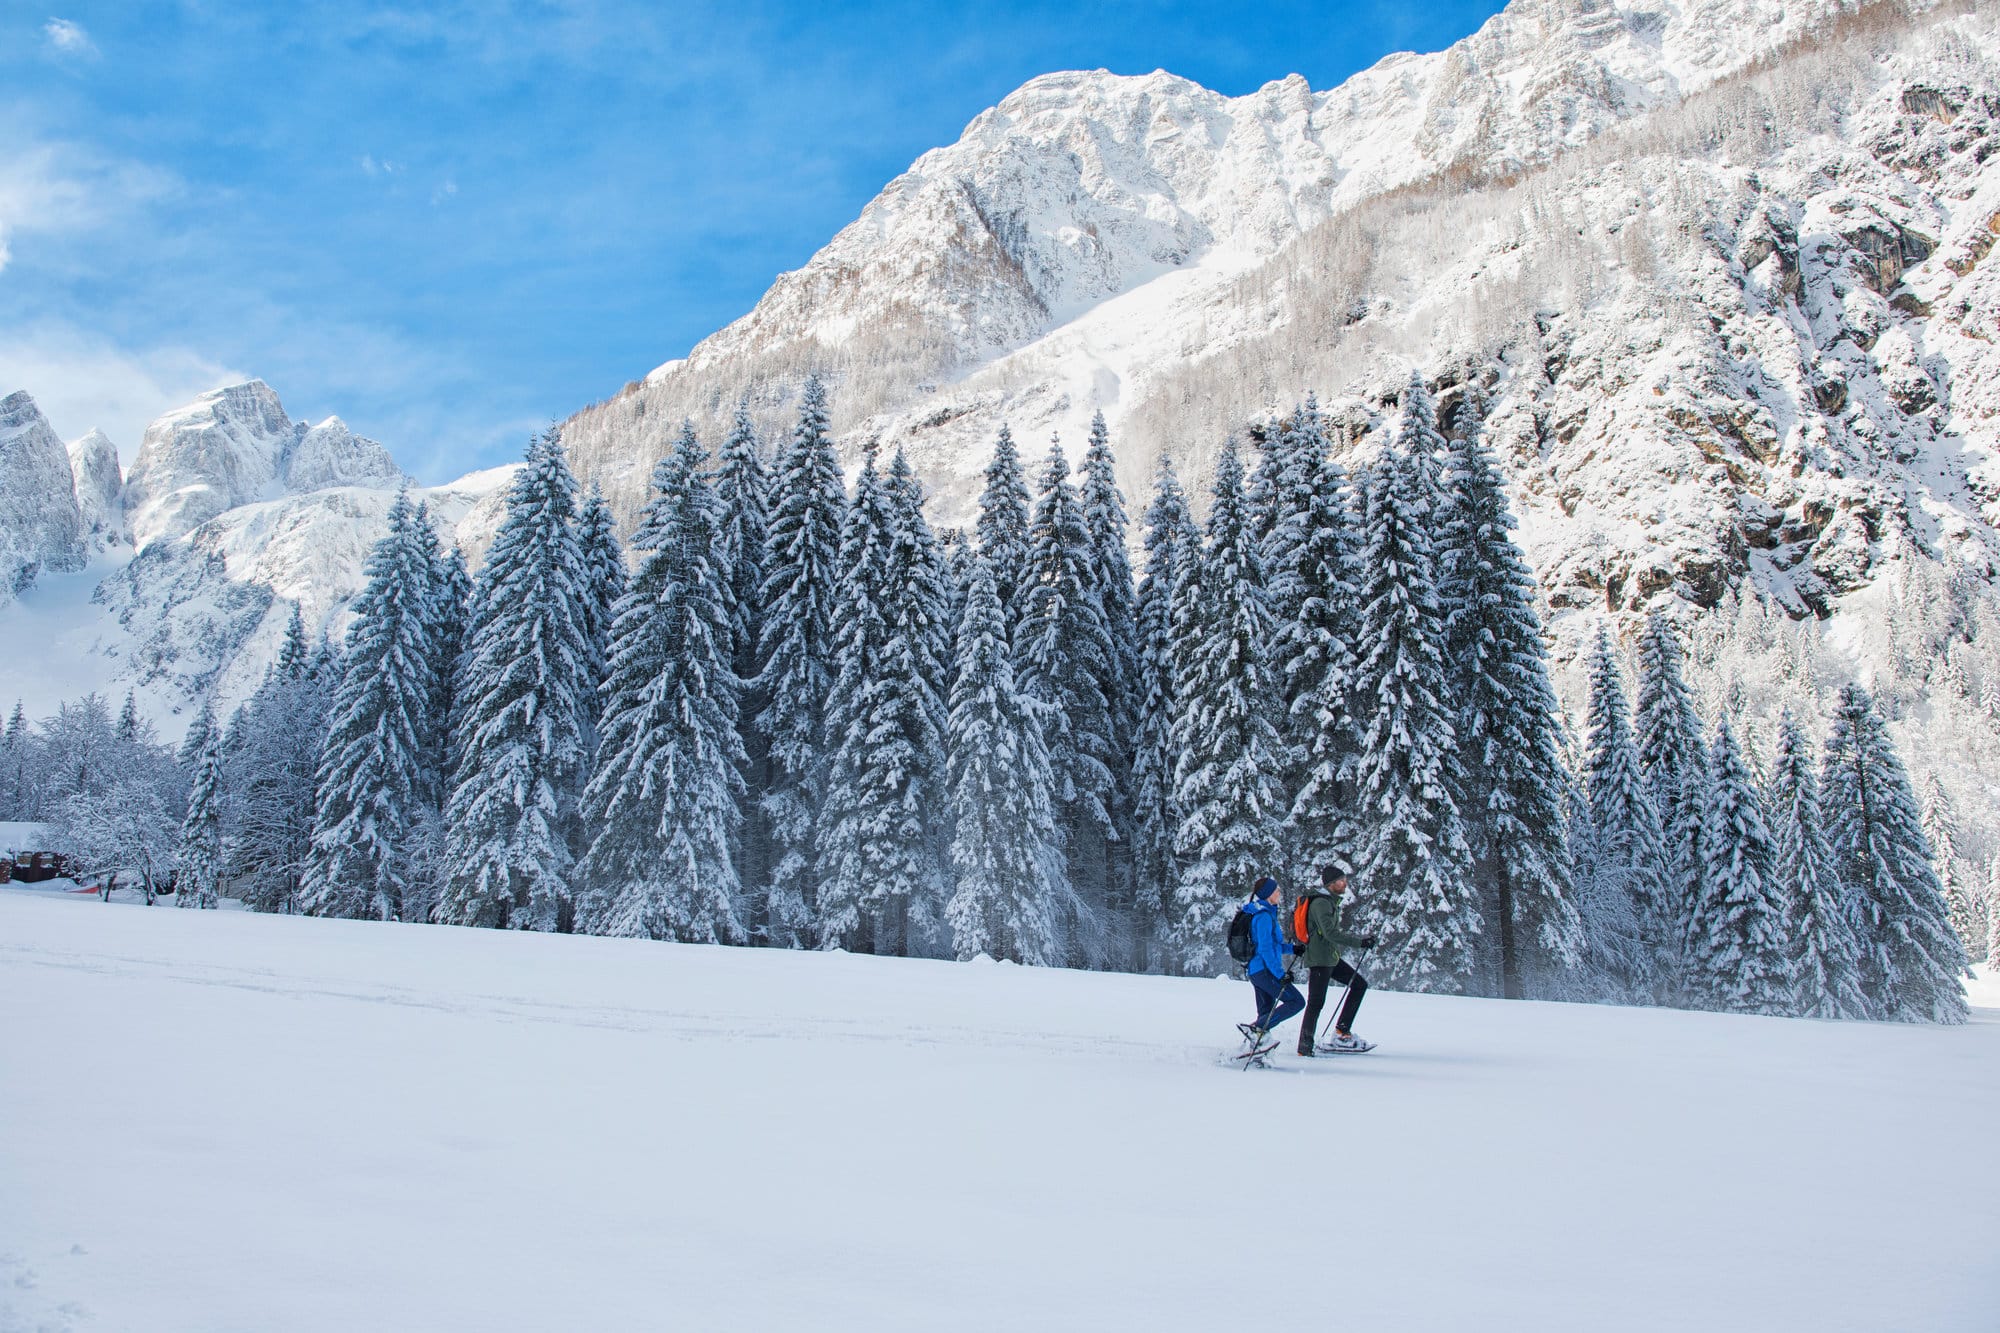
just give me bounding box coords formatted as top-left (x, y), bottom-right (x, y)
top-left (1, 1), bottom-right (1511, 481)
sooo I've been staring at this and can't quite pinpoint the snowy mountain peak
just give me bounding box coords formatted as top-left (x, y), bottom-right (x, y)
top-left (0, 391), bottom-right (87, 602)
top-left (66, 428), bottom-right (125, 550)
top-left (119, 380), bottom-right (410, 550)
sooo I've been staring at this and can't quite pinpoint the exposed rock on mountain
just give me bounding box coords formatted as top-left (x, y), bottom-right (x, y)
top-left (0, 391), bottom-right (87, 602)
top-left (121, 381), bottom-right (409, 550)
top-left (66, 429), bottom-right (126, 551)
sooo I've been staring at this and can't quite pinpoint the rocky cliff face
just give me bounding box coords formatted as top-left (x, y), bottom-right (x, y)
top-left (558, 0), bottom-right (1877, 520)
top-left (66, 429), bottom-right (126, 551)
top-left (121, 381), bottom-right (409, 550)
top-left (0, 392), bottom-right (87, 602)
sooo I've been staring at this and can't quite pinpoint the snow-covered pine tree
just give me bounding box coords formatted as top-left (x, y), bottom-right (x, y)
top-left (1579, 628), bottom-right (1670, 1003)
top-left (1635, 612), bottom-right (1707, 989)
top-left (939, 527), bottom-right (972, 660)
top-left (1130, 457), bottom-right (1196, 968)
top-left (576, 427), bottom-right (745, 943)
top-left (1689, 719), bottom-right (1794, 1015)
top-left (1396, 372), bottom-right (1459, 629)
top-left (755, 376), bottom-right (845, 946)
top-left (1017, 433), bottom-right (1116, 965)
top-left (1279, 404), bottom-right (1363, 888)
top-left (887, 450), bottom-right (954, 944)
top-left (172, 703), bottom-right (224, 909)
top-left (177, 700), bottom-right (213, 772)
top-left (1767, 710), bottom-right (1866, 1019)
top-left (440, 428), bottom-right (596, 931)
top-left (223, 612), bottom-right (332, 913)
top-left (1438, 378), bottom-right (1581, 997)
top-left (714, 402), bottom-right (774, 931)
top-left (815, 447), bottom-right (899, 951)
top-left (576, 485), bottom-right (627, 774)
top-left (1919, 771), bottom-right (1983, 956)
top-left (1345, 436), bottom-right (1480, 993)
top-left (975, 424), bottom-right (1033, 625)
top-left (116, 693), bottom-right (141, 744)
top-left (0, 700), bottom-right (27, 818)
top-left (274, 604), bottom-right (311, 680)
top-left (945, 554), bottom-right (1068, 964)
top-left (427, 540), bottom-right (473, 790)
top-left (1078, 411), bottom-right (1139, 964)
top-left (1167, 437), bottom-right (1288, 976)
top-left (1821, 683), bottom-right (1970, 1022)
top-left (1987, 855), bottom-right (2000, 970)
top-left (302, 490), bottom-right (441, 921)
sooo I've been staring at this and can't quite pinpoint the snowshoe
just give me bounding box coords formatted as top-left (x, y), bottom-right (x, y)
top-left (1322, 1033), bottom-right (1376, 1054)
top-left (1232, 1039), bottom-right (1280, 1069)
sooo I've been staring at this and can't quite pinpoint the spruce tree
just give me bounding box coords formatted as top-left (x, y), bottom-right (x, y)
top-left (441, 428), bottom-right (596, 931)
top-left (224, 615), bottom-right (332, 914)
top-left (1919, 772), bottom-right (1983, 956)
top-left (945, 555), bottom-right (1067, 964)
top-left (1690, 720), bottom-right (1794, 1015)
top-left (1130, 457), bottom-right (1196, 968)
top-left (975, 424), bottom-right (1033, 624)
top-left (1768, 710), bottom-right (1865, 1019)
top-left (1167, 438), bottom-right (1287, 975)
top-left (1822, 683), bottom-right (1970, 1022)
top-left (117, 693), bottom-right (141, 743)
top-left (884, 449), bottom-right (954, 946)
top-left (1346, 441), bottom-right (1479, 993)
top-left (1438, 380), bottom-right (1581, 996)
top-left (1986, 855), bottom-right (2000, 970)
top-left (938, 528), bottom-right (972, 661)
top-left (714, 402), bottom-right (774, 932)
top-left (756, 376), bottom-right (845, 945)
top-left (814, 449), bottom-right (953, 955)
top-left (1078, 411), bottom-right (1139, 963)
top-left (1280, 405), bottom-right (1363, 888)
top-left (576, 429), bottom-right (745, 942)
top-left (1017, 433), bottom-right (1116, 964)
top-left (172, 703), bottom-right (224, 909)
top-left (0, 699), bottom-right (28, 818)
top-left (303, 491), bottom-right (442, 921)
top-left (428, 541), bottom-right (473, 789)
top-left (576, 485), bottom-right (627, 736)
top-left (1579, 629), bottom-right (1670, 1003)
top-left (1635, 612), bottom-right (1707, 986)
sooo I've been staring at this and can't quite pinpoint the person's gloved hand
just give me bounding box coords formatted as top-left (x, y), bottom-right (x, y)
top-left (1357, 934), bottom-right (1379, 948)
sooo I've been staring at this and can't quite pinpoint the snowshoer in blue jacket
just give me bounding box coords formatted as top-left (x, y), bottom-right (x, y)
top-left (1242, 877), bottom-right (1304, 1039)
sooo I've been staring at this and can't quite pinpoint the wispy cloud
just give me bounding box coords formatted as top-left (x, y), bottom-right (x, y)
top-left (41, 17), bottom-right (99, 60)
top-left (359, 153), bottom-right (402, 176)
top-left (0, 323), bottom-right (243, 459)
top-left (430, 178), bottom-right (457, 205)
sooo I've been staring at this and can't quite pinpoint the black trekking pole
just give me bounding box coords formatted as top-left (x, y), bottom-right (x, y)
top-left (1315, 946), bottom-right (1367, 1049)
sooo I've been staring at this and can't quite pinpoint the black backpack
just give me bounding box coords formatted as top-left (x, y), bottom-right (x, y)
top-left (1225, 907), bottom-right (1258, 965)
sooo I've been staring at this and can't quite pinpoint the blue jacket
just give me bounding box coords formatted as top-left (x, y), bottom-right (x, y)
top-left (1243, 898), bottom-right (1292, 980)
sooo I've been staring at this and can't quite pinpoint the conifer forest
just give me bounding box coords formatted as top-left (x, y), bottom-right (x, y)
top-left (3, 373), bottom-right (1973, 1024)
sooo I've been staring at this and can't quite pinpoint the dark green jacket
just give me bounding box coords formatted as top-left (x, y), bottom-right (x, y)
top-left (1298, 888), bottom-right (1368, 968)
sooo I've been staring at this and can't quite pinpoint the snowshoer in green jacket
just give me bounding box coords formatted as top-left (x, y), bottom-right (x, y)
top-left (1295, 865), bottom-right (1376, 1056)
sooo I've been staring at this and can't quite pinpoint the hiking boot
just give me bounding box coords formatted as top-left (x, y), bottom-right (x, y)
top-left (1296, 1042), bottom-right (1315, 1058)
top-left (1326, 1031), bottom-right (1374, 1053)
top-left (1237, 1022), bottom-right (1269, 1045)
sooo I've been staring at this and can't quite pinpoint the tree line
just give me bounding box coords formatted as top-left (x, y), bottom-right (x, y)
top-left (0, 372), bottom-right (1973, 1022)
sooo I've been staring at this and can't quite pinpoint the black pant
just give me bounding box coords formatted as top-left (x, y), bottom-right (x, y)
top-left (1301, 960), bottom-right (1367, 1043)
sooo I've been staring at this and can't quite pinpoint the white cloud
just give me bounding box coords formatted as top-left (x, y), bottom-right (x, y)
top-left (359, 154), bottom-right (403, 176)
top-left (0, 136), bottom-right (180, 276)
top-left (0, 324), bottom-right (245, 462)
top-left (41, 18), bottom-right (98, 59)
top-left (431, 178), bottom-right (457, 205)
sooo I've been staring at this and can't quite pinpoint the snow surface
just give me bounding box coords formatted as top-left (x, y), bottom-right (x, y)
top-left (2, 889), bottom-right (1993, 1332)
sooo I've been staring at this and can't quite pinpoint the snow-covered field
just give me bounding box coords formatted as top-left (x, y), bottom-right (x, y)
top-left (2, 890), bottom-right (1993, 1332)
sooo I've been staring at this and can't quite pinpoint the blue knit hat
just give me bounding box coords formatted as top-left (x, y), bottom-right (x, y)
top-left (1253, 876), bottom-right (1279, 901)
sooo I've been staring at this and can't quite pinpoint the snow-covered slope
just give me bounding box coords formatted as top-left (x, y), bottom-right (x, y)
top-left (2, 889), bottom-right (1993, 1331)
top-left (0, 391), bottom-right (87, 604)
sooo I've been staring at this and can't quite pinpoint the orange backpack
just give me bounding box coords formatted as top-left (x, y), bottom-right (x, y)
top-left (1291, 897), bottom-right (1312, 948)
